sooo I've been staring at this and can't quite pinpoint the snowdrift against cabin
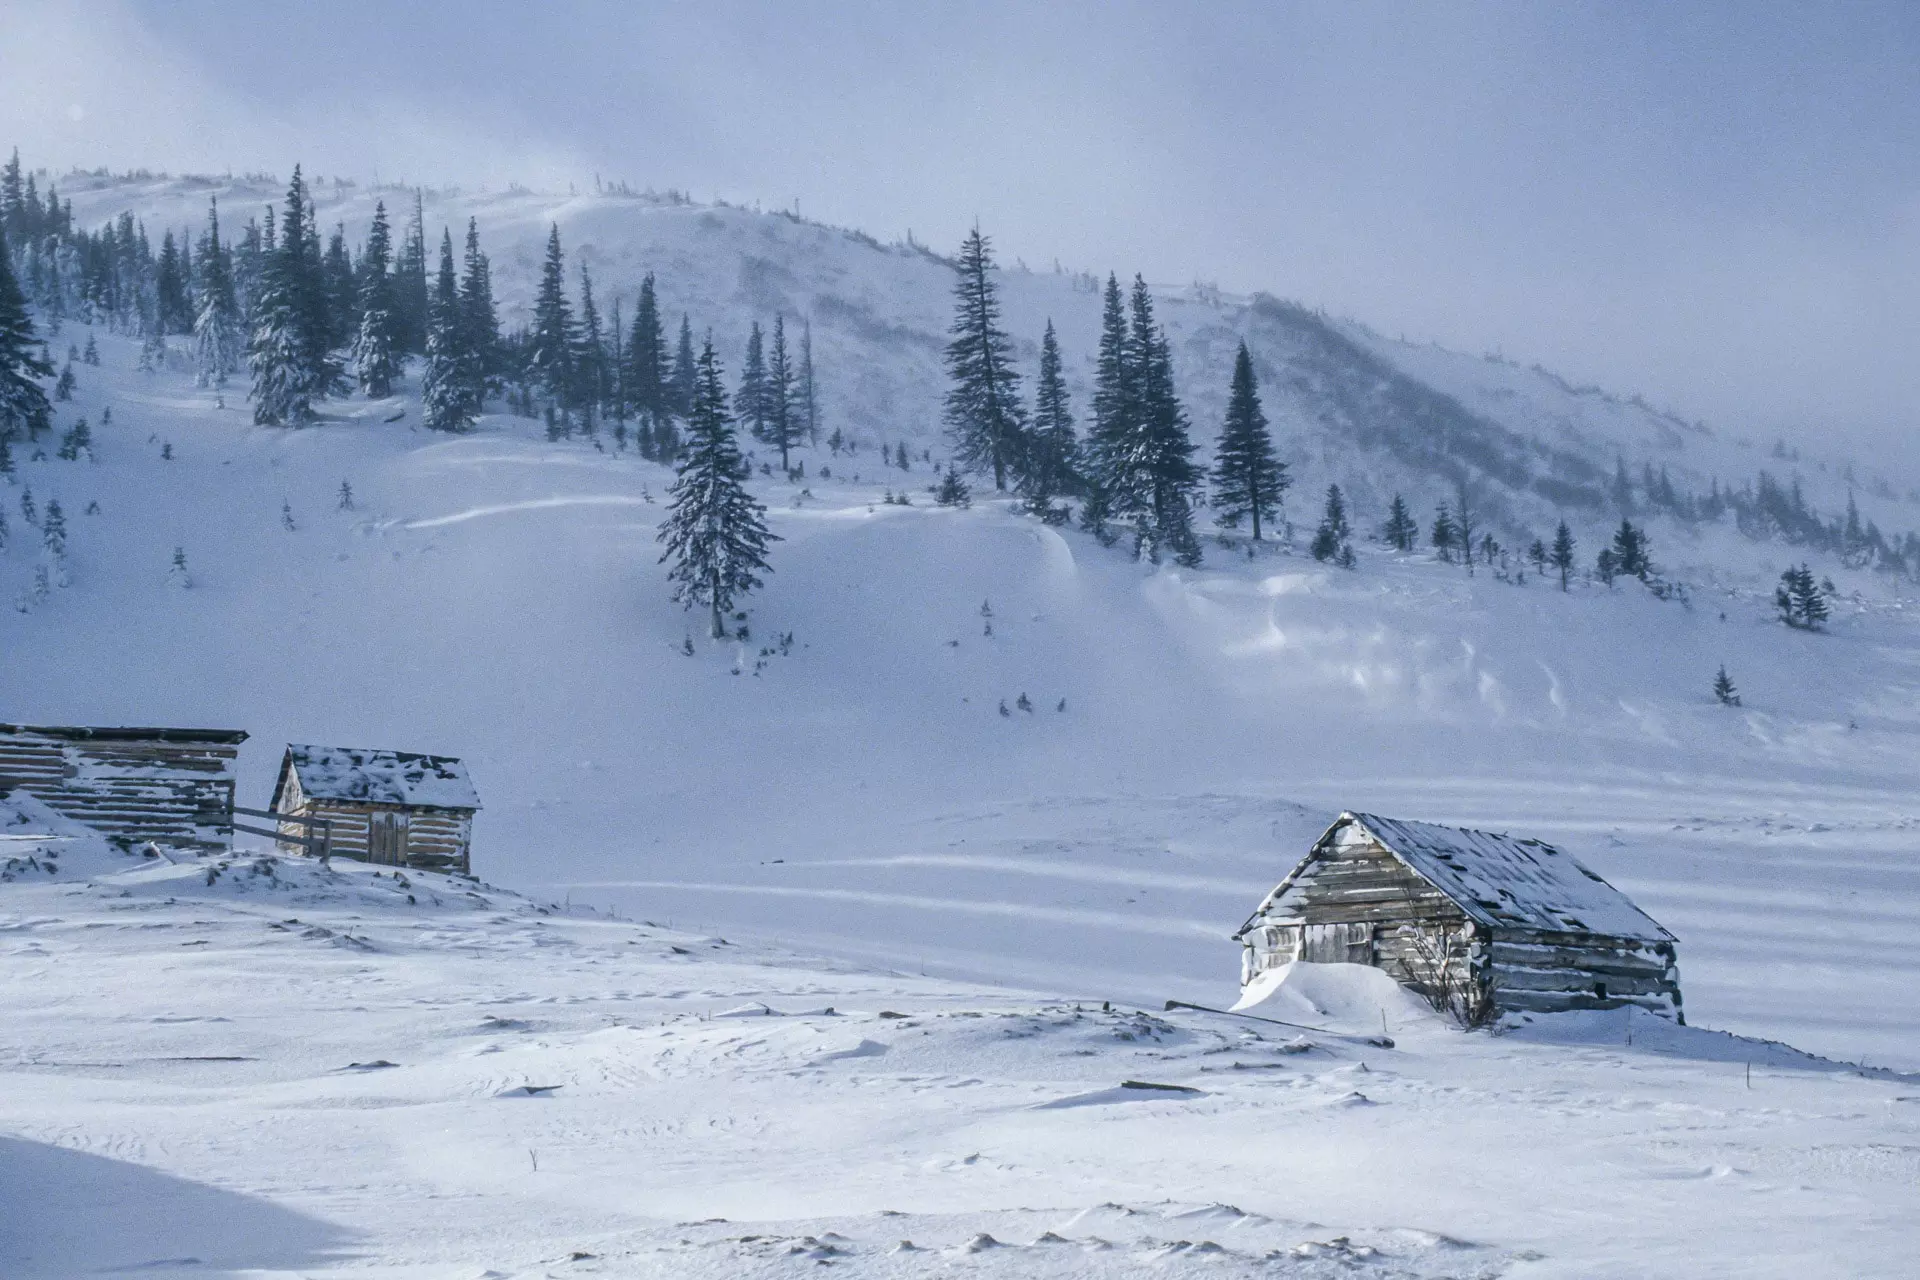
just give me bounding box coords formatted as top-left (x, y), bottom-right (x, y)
top-left (1236, 813), bottom-right (1682, 1024)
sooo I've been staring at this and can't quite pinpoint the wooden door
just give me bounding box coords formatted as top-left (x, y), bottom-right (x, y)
top-left (1302, 922), bottom-right (1374, 964)
top-left (368, 811), bottom-right (408, 865)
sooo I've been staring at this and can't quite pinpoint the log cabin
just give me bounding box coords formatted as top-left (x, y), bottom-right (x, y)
top-left (269, 744), bottom-right (480, 875)
top-left (1234, 812), bottom-right (1682, 1023)
top-left (0, 723), bottom-right (247, 854)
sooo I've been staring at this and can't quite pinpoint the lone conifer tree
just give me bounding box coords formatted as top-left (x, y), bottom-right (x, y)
top-left (1383, 494), bottom-right (1418, 551)
top-left (658, 338), bottom-right (778, 639)
top-left (1431, 503), bottom-right (1459, 563)
top-left (1124, 276), bottom-right (1201, 565)
top-left (1550, 520), bottom-right (1575, 590)
top-left (942, 228), bottom-right (1026, 490)
top-left (1021, 319), bottom-right (1077, 522)
top-left (1210, 341), bottom-right (1286, 540)
top-left (1610, 518), bottom-right (1650, 580)
top-left (1712, 665), bottom-right (1740, 706)
top-left (349, 200), bottom-right (401, 397)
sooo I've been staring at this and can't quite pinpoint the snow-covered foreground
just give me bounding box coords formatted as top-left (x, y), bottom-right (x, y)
top-left (2, 841), bottom-right (1914, 1280)
top-left (7, 325), bottom-right (1920, 1275)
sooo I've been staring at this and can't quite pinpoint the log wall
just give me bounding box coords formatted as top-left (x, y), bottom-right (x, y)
top-left (273, 767), bottom-right (471, 875)
top-left (0, 727), bottom-right (242, 854)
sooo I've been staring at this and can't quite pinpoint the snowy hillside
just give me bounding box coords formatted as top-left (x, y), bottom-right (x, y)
top-left (48, 169), bottom-right (1920, 568)
top-left (4, 169), bottom-right (1920, 1277)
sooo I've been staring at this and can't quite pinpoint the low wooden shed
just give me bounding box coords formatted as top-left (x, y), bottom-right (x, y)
top-left (1234, 812), bottom-right (1682, 1023)
top-left (0, 723), bottom-right (247, 854)
top-left (269, 744), bottom-right (480, 875)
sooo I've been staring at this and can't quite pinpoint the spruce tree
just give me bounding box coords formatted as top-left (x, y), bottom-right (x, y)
top-left (349, 200), bottom-right (402, 398)
top-left (1210, 341), bottom-right (1286, 540)
top-left (246, 167), bottom-right (342, 424)
top-left (657, 338), bottom-right (778, 639)
top-left (627, 272), bottom-right (668, 454)
top-left (1022, 319), bottom-right (1077, 522)
top-left (1431, 504), bottom-right (1459, 562)
top-left (941, 228), bottom-right (1026, 491)
top-left (0, 231), bottom-right (54, 442)
top-left (1610, 518), bottom-right (1650, 580)
top-left (1550, 520), bottom-right (1575, 590)
top-left (155, 231), bottom-right (191, 334)
top-left (1383, 494), bottom-right (1418, 551)
top-left (422, 230), bottom-right (474, 434)
top-left (671, 314), bottom-right (696, 419)
top-left (738, 320), bottom-right (769, 443)
top-left (192, 198), bottom-right (242, 389)
top-left (576, 265), bottom-right (606, 427)
top-left (1126, 276), bottom-right (1201, 565)
top-left (764, 314), bottom-right (801, 471)
top-left (1712, 665), bottom-right (1740, 706)
top-left (798, 316), bottom-right (819, 445)
top-left (458, 219), bottom-right (498, 408)
top-left (1775, 564), bottom-right (1828, 629)
top-left (1310, 484), bottom-right (1351, 562)
top-left (322, 225), bottom-right (356, 351)
top-left (394, 192), bottom-right (430, 355)
top-left (529, 225), bottom-right (576, 416)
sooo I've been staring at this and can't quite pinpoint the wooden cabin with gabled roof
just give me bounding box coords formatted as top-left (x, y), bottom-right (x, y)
top-left (1234, 812), bottom-right (1682, 1024)
top-left (0, 723), bottom-right (247, 854)
top-left (269, 744), bottom-right (480, 875)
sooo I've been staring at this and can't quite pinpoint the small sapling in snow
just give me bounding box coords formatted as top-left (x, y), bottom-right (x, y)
top-left (1712, 666), bottom-right (1740, 707)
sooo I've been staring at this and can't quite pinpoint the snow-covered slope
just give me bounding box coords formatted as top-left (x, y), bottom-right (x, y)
top-left (2, 842), bottom-right (1912, 1279)
top-left (48, 170), bottom-right (1920, 561)
top-left (6, 170), bottom-right (1920, 1278)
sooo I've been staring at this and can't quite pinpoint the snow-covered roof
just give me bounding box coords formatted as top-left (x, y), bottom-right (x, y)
top-left (1250, 811), bottom-right (1672, 942)
top-left (278, 745), bottom-right (480, 811)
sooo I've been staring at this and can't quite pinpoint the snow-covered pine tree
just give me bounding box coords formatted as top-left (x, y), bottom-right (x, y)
top-left (1210, 340), bottom-right (1286, 541)
top-left (1126, 276), bottom-right (1202, 566)
top-left (1550, 520), bottom-right (1575, 590)
top-left (626, 273), bottom-right (669, 458)
top-left (1775, 564), bottom-right (1827, 629)
top-left (942, 228), bottom-right (1026, 491)
top-left (1431, 504), bottom-right (1458, 562)
top-left (764, 314), bottom-right (801, 472)
top-left (349, 200), bottom-right (402, 398)
top-left (1384, 494), bottom-right (1418, 551)
top-left (575, 265), bottom-right (606, 428)
top-left (168, 545), bottom-right (190, 588)
top-left (82, 332), bottom-right (98, 366)
top-left (528, 225), bottom-right (576, 417)
top-left (422, 230), bottom-right (475, 434)
top-left (1310, 484), bottom-right (1350, 562)
top-left (657, 338), bottom-right (778, 639)
top-left (192, 198), bottom-right (242, 389)
top-left (1712, 665), bottom-right (1740, 706)
top-left (1020, 319), bottom-right (1077, 523)
top-left (737, 320), bottom-right (769, 445)
top-left (458, 219), bottom-right (498, 409)
top-left (0, 229), bottom-right (56, 442)
top-left (798, 316), bottom-right (819, 445)
top-left (1083, 273), bottom-right (1132, 509)
top-left (671, 314), bottom-right (696, 420)
top-left (935, 465), bottom-right (972, 508)
top-left (54, 362), bottom-right (74, 401)
top-left (394, 192), bottom-right (430, 356)
top-left (1610, 518), bottom-right (1650, 580)
top-left (155, 230), bottom-right (192, 334)
top-left (321, 224), bottom-right (357, 353)
top-left (246, 168), bottom-right (342, 425)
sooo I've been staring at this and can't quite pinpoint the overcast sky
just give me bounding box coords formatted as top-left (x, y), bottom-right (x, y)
top-left (5, 1), bottom-right (1918, 460)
